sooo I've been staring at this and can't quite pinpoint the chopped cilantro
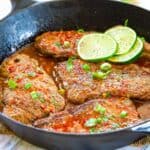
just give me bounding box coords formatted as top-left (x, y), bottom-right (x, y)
top-left (92, 71), bottom-right (107, 80)
top-left (140, 37), bottom-right (146, 42)
top-left (111, 123), bottom-right (120, 129)
top-left (24, 83), bottom-right (32, 90)
top-left (94, 103), bottom-right (106, 115)
top-left (96, 118), bottom-right (102, 124)
top-left (102, 116), bottom-right (109, 122)
top-left (77, 29), bottom-right (84, 33)
top-left (28, 72), bottom-right (36, 77)
top-left (30, 91), bottom-right (44, 103)
top-left (8, 79), bottom-right (17, 89)
top-left (82, 64), bottom-right (90, 72)
top-left (66, 57), bottom-right (76, 72)
top-left (124, 19), bottom-right (129, 26)
top-left (100, 63), bottom-right (112, 72)
top-left (120, 111), bottom-right (128, 118)
top-left (89, 128), bottom-right (96, 134)
top-left (55, 42), bottom-right (62, 47)
top-left (84, 118), bottom-right (97, 127)
top-left (102, 91), bottom-right (111, 98)
top-left (30, 91), bottom-right (41, 100)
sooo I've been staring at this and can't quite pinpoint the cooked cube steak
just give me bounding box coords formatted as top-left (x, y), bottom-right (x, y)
top-left (54, 59), bottom-right (150, 104)
top-left (137, 102), bottom-right (150, 119)
top-left (34, 97), bottom-right (139, 133)
top-left (0, 54), bottom-right (65, 124)
top-left (34, 30), bottom-right (150, 59)
top-left (34, 31), bottom-right (85, 58)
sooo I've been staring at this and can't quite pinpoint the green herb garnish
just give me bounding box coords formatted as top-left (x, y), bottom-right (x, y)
top-left (66, 57), bottom-right (76, 72)
top-left (111, 123), bottom-right (120, 129)
top-left (24, 83), bottom-right (32, 90)
top-left (92, 71), bottom-right (106, 80)
top-left (8, 79), bottom-right (17, 89)
top-left (102, 116), bottom-right (109, 122)
top-left (82, 64), bottom-right (90, 72)
top-left (77, 29), bottom-right (84, 33)
top-left (99, 106), bottom-right (106, 115)
top-left (27, 72), bottom-right (36, 77)
top-left (124, 19), bottom-right (129, 26)
top-left (55, 42), bottom-right (62, 47)
top-left (120, 111), bottom-right (128, 118)
top-left (30, 91), bottom-right (45, 102)
top-left (94, 103), bottom-right (102, 113)
top-left (140, 37), bottom-right (146, 42)
top-left (100, 63), bottom-right (112, 72)
top-left (30, 91), bottom-right (41, 100)
top-left (89, 128), bottom-right (96, 134)
top-left (105, 70), bottom-right (112, 76)
top-left (84, 118), bottom-right (97, 127)
top-left (63, 41), bottom-right (70, 48)
top-left (96, 118), bottom-right (102, 124)
top-left (102, 91), bottom-right (111, 98)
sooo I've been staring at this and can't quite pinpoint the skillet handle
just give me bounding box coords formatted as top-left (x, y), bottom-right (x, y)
top-left (130, 120), bottom-right (150, 135)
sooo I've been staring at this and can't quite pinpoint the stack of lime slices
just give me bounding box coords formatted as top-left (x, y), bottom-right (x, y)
top-left (77, 26), bottom-right (143, 63)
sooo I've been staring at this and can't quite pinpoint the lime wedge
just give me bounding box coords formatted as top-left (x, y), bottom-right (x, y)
top-left (105, 26), bottom-right (137, 55)
top-left (109, 37), bottom-right (143, 63)
top-left (77, 33), bottom-right (117, 62)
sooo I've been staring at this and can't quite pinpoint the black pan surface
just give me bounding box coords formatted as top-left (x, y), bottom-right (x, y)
top-left (0, 0), bottom-right (149, 149)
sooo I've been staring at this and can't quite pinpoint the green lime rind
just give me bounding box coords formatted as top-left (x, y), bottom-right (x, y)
top-left (105, 26), bottom-right (137, 55)
top-left (77, 33), bottom-right (118, 62)
top-left (109, 37), bottom-right (143, 63)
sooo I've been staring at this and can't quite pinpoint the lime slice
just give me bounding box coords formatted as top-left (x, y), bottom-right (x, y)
top-left (77, 33), bottom-right (117, 62)
top-left (109, 37), bottom-right (143, 63)
top-left (105, 26), bottom-right (137, 55)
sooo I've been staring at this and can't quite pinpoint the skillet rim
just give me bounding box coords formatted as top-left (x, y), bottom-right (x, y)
top-left (0, 111), bottom-right (149, 136)
top-left (1, 0), bottom-right (150, 24)
top-left (0, 0), bottom-right (150, 136)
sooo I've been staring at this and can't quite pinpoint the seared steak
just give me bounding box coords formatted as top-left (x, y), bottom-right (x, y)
top-left (0, 54), bottom-right (65, 124)
top-left (54, 59), bottom-right (150, 104)
top-left (34, 98), bottom-right (139, 133)
top-left (137, 101), bottom-right (150, 119)
top-left (35, 30), bottom-right (150, 59)
top-left (34, 31), bottom-right (85, 58)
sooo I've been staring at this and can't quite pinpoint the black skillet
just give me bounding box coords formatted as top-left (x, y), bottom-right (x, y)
top-left (0, 0), bottom-right (149, 149)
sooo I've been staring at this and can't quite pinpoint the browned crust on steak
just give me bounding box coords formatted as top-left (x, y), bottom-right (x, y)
top-left (137, 101), bottom-right (150, 119)
top-left (0, 54), bottom-right (65, 124)
top-left (34, 31), bottom-right (85, 58)
top-left (34, 98), bottom-right (140, 133)
top-left (34, 29), bottom-right (150, 60)
top-left (54, 59), bottom-right (150, 104)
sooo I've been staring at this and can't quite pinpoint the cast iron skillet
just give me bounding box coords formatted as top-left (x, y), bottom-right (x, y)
top-left (0, 0), bottom-right (149, 149)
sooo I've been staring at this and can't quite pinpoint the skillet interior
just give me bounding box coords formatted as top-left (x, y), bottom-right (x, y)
top-left (0, 0), bottom-right (149, 149)
top-left (0, 0), bottom-right (150, 62)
